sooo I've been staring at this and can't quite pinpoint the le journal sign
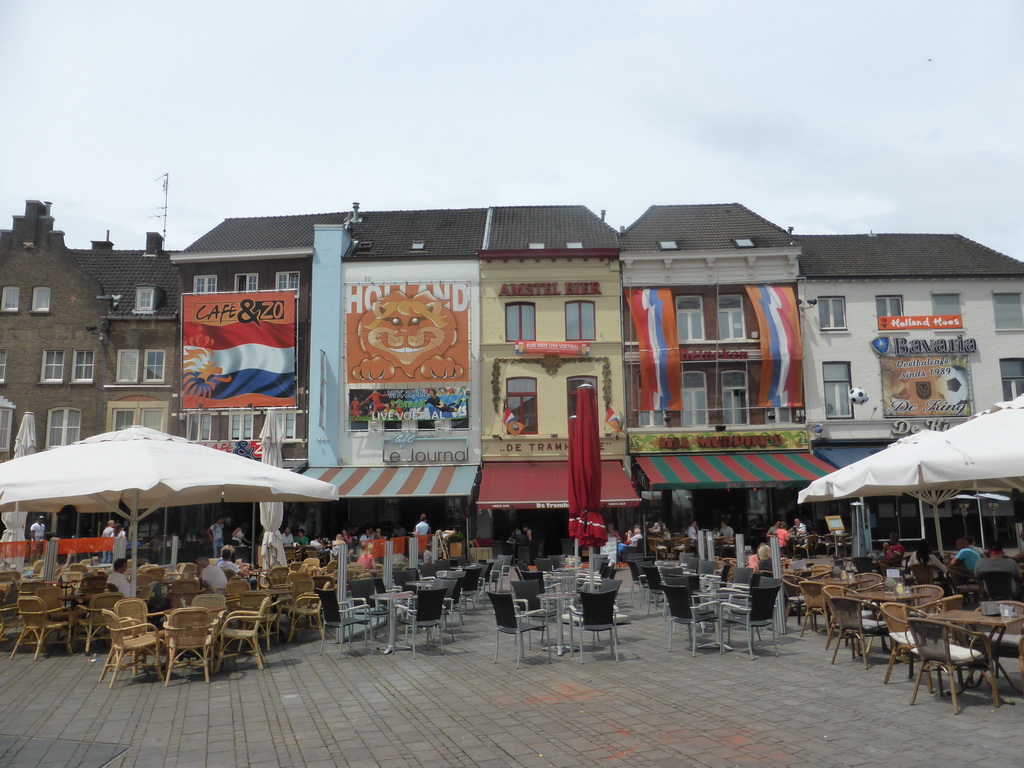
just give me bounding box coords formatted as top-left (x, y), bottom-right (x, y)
top-left (498, 282), bottom-right (602, 296)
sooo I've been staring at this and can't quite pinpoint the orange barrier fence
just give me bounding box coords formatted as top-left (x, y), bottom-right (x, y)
top-left (58, 537), bottom-right (113, 555)
top-left (0, 541), bottom-right (30, 559)
top-left (362, 536), bottom-right (428, 558)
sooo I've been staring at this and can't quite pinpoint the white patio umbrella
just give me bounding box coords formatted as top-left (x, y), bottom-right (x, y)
top-left (0, 426), bottom-right (338, 593)
top-left (799, 395), bottom-right (1024, 552)
top-left (1, 412), bottom-right (35, 570)
top-left (259, 411), bottom-right (288, 568)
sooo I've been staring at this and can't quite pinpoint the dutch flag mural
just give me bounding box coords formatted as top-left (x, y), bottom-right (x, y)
top-left (627, 288), bottom-right (682, 411)
top-left (745, 284), bottom-right (804, 408)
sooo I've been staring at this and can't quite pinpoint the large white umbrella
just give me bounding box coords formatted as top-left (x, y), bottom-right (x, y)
top-left (1, 412), bottom-right (35, 570)
top-left (259, 411), bottom-right (288, 568)
top-left (799, 395), bottom-right (1024, 551)
top-left (0, 426), bottom-right (338, 593)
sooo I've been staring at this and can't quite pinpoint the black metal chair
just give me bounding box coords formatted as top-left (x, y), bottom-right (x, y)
top-left (721, 585), bottom-right (782, 659)
top-left (697, 559), bottom-right (716, 576)
top-left (534, 558), bottom-right (554, 573)
top-left (459, 565), bottom-right (485, 610)
top-left (418, 562), bottom-right (439, 579)
top-left (392, 569), bottom-right (418, 590)
top-left (347, 578), bottom-right (389, 639)
top-left (570, 589), bottom-right (620, 663)
top-left (487, 590), bottom-right (550, 668)
top-left (639, 564), bottom-right (665, 615)
top-left (317, 588), bottom-right (370, 657)
top-left (397, 587), bottom-right (447, 658)
top-left (663, 583), bottom-right (720, 655)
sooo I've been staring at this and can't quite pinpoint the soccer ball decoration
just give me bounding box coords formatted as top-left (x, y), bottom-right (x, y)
top-left (848, 387), bottom-right (869, 405)
top-left (943, 366), bottom-right (970, 405)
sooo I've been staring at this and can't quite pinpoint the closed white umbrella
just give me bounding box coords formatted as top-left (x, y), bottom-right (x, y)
top-left (1, 412), bottom-right (35, 570)
top-left (799, 395), bottom-right (1024, 552)
top-left (0, 426), bottom-right (338, 593)
top-left (259, 411), bottom-right (288, 568)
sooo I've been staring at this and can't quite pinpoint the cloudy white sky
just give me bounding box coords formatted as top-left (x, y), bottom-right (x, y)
top-left (2, 1), bottom-right (1022, 258)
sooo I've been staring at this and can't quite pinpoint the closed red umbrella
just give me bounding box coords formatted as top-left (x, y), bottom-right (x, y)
top-left (568, 385), bottom-right (606, 547)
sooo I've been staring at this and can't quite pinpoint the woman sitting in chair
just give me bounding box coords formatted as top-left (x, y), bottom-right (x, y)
top-left (357, 547), bottom-right (376, 572)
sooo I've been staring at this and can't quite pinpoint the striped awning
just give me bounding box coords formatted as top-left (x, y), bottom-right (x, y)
top-left (304, 465), bottom-right (478, 498)
top-left (636, 452), bottom-right (835, 490)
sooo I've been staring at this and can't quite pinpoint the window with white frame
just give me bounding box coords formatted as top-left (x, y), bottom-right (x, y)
top-left (638, 410), bottom-right (666, 427)
top-left (1, 286), bottom-right (19, 312)
top-left (717, 295), bottom-right (745, 340)
top-left (186, 412), bottom-right (214, 441)
top-left (0, 349), bottom-right (6, 383)
top-left (721, 370), bottom-right (748, 425)
top-left (135, 286), bottom-right (156, 313)
top-left (235, 273), bottom-right (258, 292)
top-left (41, 350), bottom-right (65, 382)
top-left (72, 350), bottom-right (94, 382)
top-left (993, 293), bottom-right (1024, 330)
top-left (1000, 359), bottom-right (1024, 401)
top-left (818, 296), bottom-right (847, 330)
top-left (0, 408), bottom-right (10, 453)
top-left (676, 296), bottom-right (704, 341)
top-left (31, 287), bottom-right (51, 312)
top-left (193, 275), bottom-right (217, 293)
top-left (823, 362), bottom-right (853, 419)
top-left (681, 371), bottom-right (708, 426)
top-left (875, 295), bottom-right (903, 318)
top-left (932, 293), bottom-right (961, 316)
top-left (47, 408), bottom-right (81, 447)
top-left (276, 410), bottom-right (298, 440)
top-left (116, 349), bottom-right (139, 382)
top-left (229, 412), bottom-right (255, 440)
top-left (110, 404), bottom-right (165, 432)
top-left (276, 272), bottom-right (300, 292)
top-left (143, 350), bottom-right (166, 382)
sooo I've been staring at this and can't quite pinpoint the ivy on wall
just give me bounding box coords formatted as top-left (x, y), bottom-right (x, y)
top-left (491, 356), bottom-right (613, 414)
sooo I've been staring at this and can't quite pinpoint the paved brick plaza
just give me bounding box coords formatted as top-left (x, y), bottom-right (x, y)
top-left (1, 583), bottom-right (1020, 768)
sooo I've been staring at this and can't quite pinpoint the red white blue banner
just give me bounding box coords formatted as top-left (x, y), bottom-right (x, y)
top-left (627, 289), bottom-right (682, 411)
top-left (181, 291), bottom-right (297, 409)
top-left (745, 285), bottom-right (803, 408)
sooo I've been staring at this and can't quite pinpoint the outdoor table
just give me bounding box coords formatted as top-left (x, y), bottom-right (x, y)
top-left (849, 590), bottom-right (919, 604)
top-left (371, 591), bottom-right (413, 655)
top-left (934, 608), bottom-right (1022, 695)
top-left (538, 591), bottom-right (578, 657)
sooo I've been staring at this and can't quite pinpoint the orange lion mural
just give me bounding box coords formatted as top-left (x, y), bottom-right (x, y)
top-left (348, 287), bottom-right (468, 383)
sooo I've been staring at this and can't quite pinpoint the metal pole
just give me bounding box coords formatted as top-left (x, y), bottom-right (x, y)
top-left (42, 538), bottom-right (60, 582)
top-left (770, 536), bottom-right (787, 635)
top-left (734, 533), bottom-right (745, 570)
top-left (408, 535), bottom-right (418, 570)
top-left (697, 530), bottom-right (706, 561)
top-left (337, 543), bottom-right (349, 606)
top-left (170, 534), bottom-right (179, 569)
top-left (384, 540), bottom-right (394, 590)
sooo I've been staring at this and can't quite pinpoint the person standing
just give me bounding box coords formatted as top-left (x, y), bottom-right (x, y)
top-left (414, 514), bottom-right (430, 537)
top-left (101, 519), bottom-right (116, 564)
top-left (30, 517), bottom-right (45, 541)
top-left (209, 518), bottom-right (224, 557)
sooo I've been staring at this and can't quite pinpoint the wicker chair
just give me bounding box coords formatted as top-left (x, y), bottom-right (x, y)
top-left (193, 593), bottom-right (227, 610)
top-left (98, 610), bottom-right (163, 687)
top-left (907, 616), bottom-right (1000, 714)
top-left (167, 579), bottom-right (201, 609)
top-left (264, 566), bottom-right (290, 588)
top-left (286, 592), bottom-right (322, 643)
top-left (828, 595), bottom-right (887, 669)
top-left (80, 592), bottom-right (123, 653)
top-left (238, 591), bottom-right (278, 649)
top-left (225, 579), bottom-right (251, 606)
top-left (798, 580), bottom-right (828, 636)
top-left (115, 598), bottom-right (155, 626)
top-left (909, 584), bottom-right (945, 607)
top-left (878, 602), bottom-right (923, 684)
top-left (176, 563), bottom-right (197, 580)
top-left (218, 596), bottom-right (269, 671)
top-left (164, 607), bottom-right (217, 685)
top-left (10, 596), bottom-right (71, 659)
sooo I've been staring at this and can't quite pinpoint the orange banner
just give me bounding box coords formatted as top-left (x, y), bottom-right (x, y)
top-left (58, 537), bottom-right (113, 555)
top-left (0, 541), bottom-right (29, 559)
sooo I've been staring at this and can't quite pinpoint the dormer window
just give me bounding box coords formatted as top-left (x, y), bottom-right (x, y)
top-left (135, 286), bottom-right (157, 313)
top-left (566, 242), bottom-right (583, 249)
top-left (733, 238), bottom-right (755, 248)
top-left (528, 242), bottom-right (545, 249)
top-left (659, 241), bottom-right (679, 250)
top-left (411, 241), bottom-right (426, 251)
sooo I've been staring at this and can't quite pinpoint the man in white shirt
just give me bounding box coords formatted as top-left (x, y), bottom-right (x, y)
top-left (196, 556), bottom-right (228, 594)
top-left (106, 558), bottom-right (132, 598)
top-left (101, 519), bottom-right (116, 564)
top-left (30, 518), bottom-right (45, 541)
top-left (414, 514), bottom-right (430, 537)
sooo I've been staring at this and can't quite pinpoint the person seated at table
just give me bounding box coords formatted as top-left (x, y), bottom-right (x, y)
top-left (308, 537), bottom-right (324, 551)
top-left (686, 519), bottom-right (699, 540)
top-left (974, 541), bottom-right (1022, 597)
top-left (651, 520), bottom-right (666, 535)
top-left (879, 533), bottom-right (906, 569)
top-left (106, 558), bottom-right (133, 598)
top-left (753, 542), bottom-right (772, 571)
top-left (792, 517), bottom-right (807, 538)
top-left (358, 547), bottom-right (376, 571)
top-left (217, 546), bottom-right (250, 577)
top-left (628, 526), bottom-right (643, 547)
top-left (948, 536), bottom-right (982, 576)
top-left (231, 523), bottom-right (250, 546)
top-left (907, 539), bottom-right (947, 579)
top-left (196, 556), bottom-right (228, 594)
top-left (280, 527), bottom-right (294, 546)
top-left (718, 518), bottom-right (735, 539)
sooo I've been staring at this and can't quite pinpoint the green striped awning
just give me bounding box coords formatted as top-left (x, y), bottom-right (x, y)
top-left (636, 452), bottom-right (834, 490)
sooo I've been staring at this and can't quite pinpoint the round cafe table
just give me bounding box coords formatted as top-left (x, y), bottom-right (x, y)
top-left (371, 591), bottom-right (413, 655)
top-left (538, 591), bottom-right (578, 657)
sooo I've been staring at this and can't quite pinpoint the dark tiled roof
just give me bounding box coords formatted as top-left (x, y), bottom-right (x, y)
top-left (486, 205), bottom-right (618, 250)
top-left (71, 249), bottom-right (180, 319)
top-left (183, 212), bottom-right (349, 253)
top-left (795, 234), bottom-right (1024, 278)
top-left (618, 203), bottom-right (794, 251)
top-left (347, 208), bottom-right (488, 259)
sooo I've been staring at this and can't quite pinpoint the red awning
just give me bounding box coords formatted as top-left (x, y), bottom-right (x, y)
top-left (476, 461), bottom-right (640, 510)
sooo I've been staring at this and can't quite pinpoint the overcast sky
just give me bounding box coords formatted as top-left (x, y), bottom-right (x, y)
top-left (2, 1), bottom-right (1022, 259)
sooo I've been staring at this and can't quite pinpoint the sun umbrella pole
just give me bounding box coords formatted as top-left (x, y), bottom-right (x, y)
top-left (931, 502), bottom-right (944, 553)
top-left (975, 498), bottom-right (986, 550)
